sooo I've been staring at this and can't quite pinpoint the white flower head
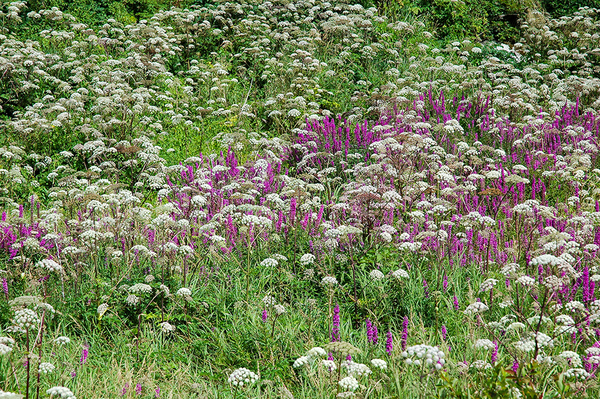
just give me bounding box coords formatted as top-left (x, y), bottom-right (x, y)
top-left (228, 368), bottom-right (259, 387)
top-left (338, 375), bottom-right (359, 391)
top-left (274, 304), bottom-right (286, 315)
top-left (371, 358), bottom-right (387, 370)
top-left (46, 387), bottom-right (75, 399)
top-left (300, 254), bottom-right (315, 265)
top-left (370, 269), bottom-right (385, 281)
top-left (37, 259), bottom-right (62, 272)
top-left (176, 288), bottom-right (192, 298)
top-left (322, 276), bottom-right (338, 286)
top-left (39, 362), bottom-right (55, 374)
top-left (464, 302), bottom-right (489, 315)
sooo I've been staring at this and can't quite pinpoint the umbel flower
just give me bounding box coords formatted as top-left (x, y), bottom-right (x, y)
top-left (0, 391), bottom-right (24, 399)
top-left (228, 368), bottom-right (259, 387)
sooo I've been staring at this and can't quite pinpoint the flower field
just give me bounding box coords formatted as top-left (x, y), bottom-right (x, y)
top-left (1, 0), bottom-right (600, 397)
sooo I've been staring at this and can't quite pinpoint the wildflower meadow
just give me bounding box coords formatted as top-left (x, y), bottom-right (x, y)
top-left (1, 0), bottom-right (600, 397)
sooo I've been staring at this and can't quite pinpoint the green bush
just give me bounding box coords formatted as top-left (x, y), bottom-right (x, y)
top-left (541, 0), bottom-right (598, 17)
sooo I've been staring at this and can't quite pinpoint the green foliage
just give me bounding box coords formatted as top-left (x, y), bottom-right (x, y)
top-left (410, 0), bottom-right (523, 42)
top-left (541, 0), bottom-right (598, 17)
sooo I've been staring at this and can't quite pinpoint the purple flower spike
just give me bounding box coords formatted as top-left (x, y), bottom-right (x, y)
top-left (386, 331), bottom-right (393, 355)
top-left (331, 304), bottom-right (340, 342)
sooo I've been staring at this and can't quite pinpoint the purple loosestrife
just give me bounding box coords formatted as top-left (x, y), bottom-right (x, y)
top-left (423, 279), bottom-right (430, 298)
top-left (136, 383), bottom-right (142, 395)
top-left (443, 274), bottom-right (448, 292)
top-left (386, 331), bottom-right (393, 355)
top-left (441, 325), bottom-right (447, 341)
top-left (372, 325), bottom-right (378, 345)
top-left (512, 361), bottom-right (519, 373)
top-left (262, 309), bottom-right (268, 323)
top-left (401, 316), bottom-right (409, 351)
top-left (491, 341), bottom-right (498, 365)
top-left (122, 383), bottom-right (129, 396)
top-left (453, 295), bottom-right (459, 310)
top-left (80, 346), bottom-right (89, 365)
top-left (366, 319), bottom-right (373, 343)
top-left (155, 388), bottom-right (160, 398)
top-left (331, 304), bottom-right (340, 342)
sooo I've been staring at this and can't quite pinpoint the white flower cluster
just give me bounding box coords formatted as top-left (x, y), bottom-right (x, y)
top-left (558, 351), bottom-right (582, 367)
top-left (563, 368), bottom-right (590, 380)
top-left (479, 279), bottom-right (498, 293)
top-left (402, 345), bottom-right (446, 370)
top-left (228, 368), bottom-right (259, 387)
top-left (474, 339), bottom-right (496, 350)
top-left (513, 332), bottom-right (554, 352)
top-left (260, 258), bottom-right (278, 267)
top-left (338, 375), bottom-right (359, 391)
top-left (125, 294), bottom-right (140, 306)
top-left (463, 302), bottom-right (489, 315)
top-left (300, 253), bottom-right (315, 265)
top-left (176, 288), bottom-right (192, 298)
top-left (0, 336), bottom-right (14, 355)
top-left (274, 304), bottom-right (286, 315)
top-left (159, 322), bottom-right (176, 334)
top-left (293, 356), bottom-right (311, 368)
top-left (46, 386), bottom-right (76, 399)
top-left (294, 346), bottom-right (327, 368)
top-left (369, 269), bottom-right (385, 281)
top-left (342, 360), bottom-right (372, 377)
top-left (0, 390), bottom-right (24, 399)
top-left (371, 358), bottom-right (387, 370)
top-left (391, 269), bottom-right (409, 279)
top-left (37, 259), bottom-right (62, 272)
top-left (322, 276), bottom-right (338, 285)
top-left (39, 362), bottom-right (55, 374)
top-left (470, 360), bottom-right (492, 370)
top-left (129, 283), bottom-right (152, 294)
top-left (322, 359), bottom-right (337, 371)
top-left (14, 308), bottom-right (39, 329)
top-left (97, 303), bottom-right (109, 317)
top-left (54, 336), bottom-right (70, 345)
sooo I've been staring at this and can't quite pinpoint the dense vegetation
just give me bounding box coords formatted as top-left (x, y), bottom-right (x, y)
top-left (1, 0), bottom-right (600, 398)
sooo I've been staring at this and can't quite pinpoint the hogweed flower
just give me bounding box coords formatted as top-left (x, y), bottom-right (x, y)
top-left (402, 345), bottom-right (445, 370)
top-left (159, 322), bottom-right (176, 334)
top-left (47, 387), bottom-right (76, 399)
top-left (54, 336), bottom-right (70, 345)
top-left (370, 269), bottom-right (385, 281)
top-left (338, 376), bottom-right (359, 391)
top-left (0, 390), bottom-right (23, 398)
top-left (228, 368), bottom-right (259, 387)
top-left (39, 362), bottom-right (55, 374)
top-left (371, 358), bottom-right (387, 370)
